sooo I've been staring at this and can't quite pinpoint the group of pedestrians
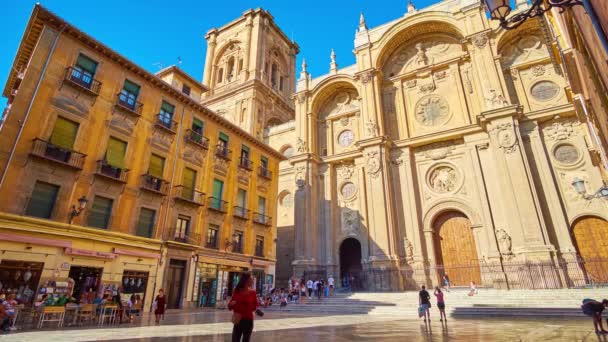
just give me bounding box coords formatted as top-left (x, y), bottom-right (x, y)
top-left (304, 276), bottom-right (334, 300)
top-left (418, 285), bottom-right (447, 323)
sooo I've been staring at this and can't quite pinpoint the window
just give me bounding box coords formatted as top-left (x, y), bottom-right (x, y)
top-left (217, 68), bottom-right (224, 83)
top-left (192, 118), bottom-right (204, 134)
top-left (136, 208), bottom-right (156, 238)
top-left (25, 181), bottom-right (59, 219)
top-left (71, 54), bottom-right (98, 88)
top-left (175, 216), bottom-right (190, 241)
top-left (279, 76), bottom-right (284, 91)
top-left (159, 101), bottom-right (175, 128)
top-left (211, 179), bottom-right (224, 209)
top-left (50, 117), bottom-right (79, 149)
top-left (258, 196), bottom-right (267, 216)
top-left (148, 154), bottom-right (165, 179)
top-left (240, 145), bottom-right (250, 168)
top-left (238, 59), bottom-right (243, 73)
top-left (181, 167), bottom-right (196, 199)
top-left (271, 63), bottom-right (278, 88)
top-left (105, 137), bottom-right (127, 168)
top-left (206, 224), bottom-right (219, 248)
top-left (227, 57), bottom-right (235, 81)
top-left (119, 80), bottom-right (140, 109)
top-left (237, 189), bottom-right (247, 208)
top-left (218, 132), bottom-right (229, 148)
top-left (234, 231), bottom-right (244, 253)
top-left (87, 196), bottom-right (113, 229)
top-left (181, 84), bottom-right (191, 96)
top-left (260, 156), bottom-right (268, 169)
top-left (255, 236), bottom-right (264, 257)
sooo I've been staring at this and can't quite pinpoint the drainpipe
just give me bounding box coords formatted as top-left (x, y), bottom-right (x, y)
top-left (0, 25), bottom-right (65, 189)
top-left (581, 0), bottom-right (608, 57)
top-left (151, 105), bottom-right (187, 303)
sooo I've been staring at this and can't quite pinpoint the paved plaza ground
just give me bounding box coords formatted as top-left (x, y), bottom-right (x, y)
top-left (0, 309), bottom-right (604, 342)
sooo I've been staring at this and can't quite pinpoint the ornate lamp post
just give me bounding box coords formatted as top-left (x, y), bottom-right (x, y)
top-left (571, 177), bottom-right (608, 200)
top-left (68, 196), bottom-right (88, 224)
top-left (484, 0), bottom-right (582, 30)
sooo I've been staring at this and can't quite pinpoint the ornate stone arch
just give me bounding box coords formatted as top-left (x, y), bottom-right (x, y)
top-left (569, 212), bottom-right (608, 228)
top-left (422, 199), bottom-right (482, 232)
top-left (373, 13), bottom-right (466, 70)
top-left (310, 77), bottom-right (359, 116)
top-left (213, 39), bottom-right (244, 65)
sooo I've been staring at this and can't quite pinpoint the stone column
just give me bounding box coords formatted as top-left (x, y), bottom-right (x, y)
top-left (292, 159), bottom-right (320, 276)
top-left (203, 31), bottom-right (217, 87)
top-left (242, 13), bottom-right (253, 81)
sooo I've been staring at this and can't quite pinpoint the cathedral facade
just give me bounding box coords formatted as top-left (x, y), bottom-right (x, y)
top-left (203, 0), bottom-right (608, 290)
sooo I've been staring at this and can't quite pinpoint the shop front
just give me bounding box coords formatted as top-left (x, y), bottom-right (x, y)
top-left (194, 263), bottom-right (218, 308)
top-left (0, 260), bottom-right (44, 304)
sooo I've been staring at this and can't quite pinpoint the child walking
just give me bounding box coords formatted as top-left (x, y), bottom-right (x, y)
top-left (434, 286), bottom-right (447, 322)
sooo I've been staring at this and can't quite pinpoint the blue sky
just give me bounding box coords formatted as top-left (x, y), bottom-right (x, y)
top-left (0, 0), bottom-right (436, 110)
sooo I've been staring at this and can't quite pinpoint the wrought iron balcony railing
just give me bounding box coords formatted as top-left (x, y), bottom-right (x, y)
top-left (214, 144), bottom-right (232, 160)
top-left (140, 174), bottom-right (169, 195)
top-left (115, 93), bottom-right (143, 116)
top-left (238, 157), bottom-right (253, 171)
top-left (168, 227), bottom-right (201, 246)
top-left (258, 166), bottom-right (272, 179)
top-left (30, 138), bottom-right (86, 169)
top-left (95, 160), bottom-right (129, 183)
top-left (155, 114), bottom-right (178, 133)
top-left (64, 66), bottom-right (101, 95)
top-left (253, 212), bottom-right (272, 226)
top-left (233, 206), bottom-right (250, 220)
top-left (185, 129), bottom-right (210, 149)
top-left (172, 186), bottom-right (205, 206)
top-left (207, 197), bottom-right (228, 212)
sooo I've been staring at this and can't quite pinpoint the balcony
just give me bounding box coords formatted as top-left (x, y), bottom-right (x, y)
top-left (258, 166), bottom-right (272, 180)
top-left (154, 114), bottom-right (178, 134)
top-left (140, 174), bottom-right (169, 195)
top-left (95, 160), bottom-right (129, 183)
top-left (207, 197), bottom-right (228, 213)
top-left (173, 186), bottom-right (205, 206)
top-left (255, 247), bottom-right (264, 257)
top-left (238, 157), bottom-right (253, 171)
top-left (253, 212), bottom-right (272, 226)
top-left (168, 227), bottom-right (201, 246)
top-left (214, 144), bottom-right (232, 161)
top-left (185, 129), bottom-right (210, 149)
top-left (115, 93), bottom-right (143, 117)
top-left (205, 240), bottom-right (219, 249)
top-left (233, 206), bottom-right (250, 220)
top-left (30, 139), bottom-right (86, 170)
top-left (63, 66), bottom-right (101, 96)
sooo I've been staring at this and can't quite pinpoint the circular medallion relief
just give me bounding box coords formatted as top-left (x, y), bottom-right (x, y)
top-left (530, 81), bottom-right (560, 101)
top-left (415, 95), bottom-right (450, 127)
top-left (340, 182), bottom-right (357, 199)
top-left (428, 165), bottom-right (458, 193)
top-left (553, 144), bottom-right (580, 165)
top-left (338, 130), bottom-right (355, 147)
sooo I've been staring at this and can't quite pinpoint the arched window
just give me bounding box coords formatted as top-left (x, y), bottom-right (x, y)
top-left (227, 57), bottom-right (235, 82)
top-left (271, 63), bottom-right (278, 89)
top-left (217, 68), bottom-right (224, 83)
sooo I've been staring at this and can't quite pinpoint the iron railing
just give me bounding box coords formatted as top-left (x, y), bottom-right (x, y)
top-left (238, 157), bottom-right (253, 171)
top-left (155, 114), bottom-right (178, 133)
top-left (115, 93), bottom-right (143, 116)
top-left (214, 144), bottom-right (232, 160)
top-left (64, 66), bottom-right (101, 95)
top-left (31, 138), bottom-right (86, 169)
top-left (168, 226), bottom-right (201, 245)
top-left (208, 197), bottom-right (228, 212)
top-left (140, 174), bottom-right (169, 195)
top-left (95, 160), bottom-right (128, 182)
top-left (258, 166), bottom-right (272, 179)
top-left (233, 206), bottom-right (250, 219)
top-left (253, 212), bottom-right (272, 226)
top-left (172, 186), bottom-right (204, 206)
top-left (185, 129), bottom-right (209, 149)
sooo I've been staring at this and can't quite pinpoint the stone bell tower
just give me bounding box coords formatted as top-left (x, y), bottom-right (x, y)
top-left (201, 8), bottom-right (299, 139)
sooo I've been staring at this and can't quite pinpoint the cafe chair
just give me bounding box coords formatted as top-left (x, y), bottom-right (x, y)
top-left (37, 306), bottom-right (66, 329)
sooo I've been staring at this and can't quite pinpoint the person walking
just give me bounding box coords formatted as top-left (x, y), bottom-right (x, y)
top-left (582, 299), bottom-right (608, 334)
top-left (306, 279), bottom-right (313, 298)
top-left (443, 274), bottom-right (451, 292)
top-left (328, 275), bottom-right (335, 296)
top-left (154, 289), bottom-right (166, 324)
top-left (300, 282), bottom-right (307, 304)
top-left (317, 279), bottom-right (324, 300)
top-left (313, 279), bottom-right (319, 298)
top-left (434, 286), bottom-right (447, 322)
top-left (229, 273), bottom-right (259, 342)
top-left (419, 285), bottom-right (431, 323)
top-left (468, 281), bottom-right (478, 296)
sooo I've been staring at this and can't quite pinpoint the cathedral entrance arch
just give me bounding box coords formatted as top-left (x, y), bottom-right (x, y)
top-left (433, 211), bottom-right (481, 286)
top-left (572, 216), bottom-right (608, 283)
top-left (339, 238), bottom-right (362, 289)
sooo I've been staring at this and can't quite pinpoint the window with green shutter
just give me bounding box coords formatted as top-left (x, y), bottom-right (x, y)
top-left (25, 181), bottom-right (59, 219)
top-left (49, 117), bottom-right (79, 149)
top-left (106, 137), bottom-right (127, 168)
top-left (212, 179), bottom-right (224, 200)
top-left (261, 156), bottom-right (269, 169)
top-left (136, 208), bottom-right (156, 238)
top-left (148, 154), bottom-right (165, 179)
top-left (76, 54), bottom-right (98, 74)
top-left (192, 118), bottom-right (204, 134)
top-left (219, 132), bottom-right (229, 147)
top-left (159, 101), bottom-right (174, 127)
top-left (258, 196), bottom-right (266, 215)
top-left (119, 80), bottom-right (140, 108)
top-left (87, 196), bottom-right (113, 229)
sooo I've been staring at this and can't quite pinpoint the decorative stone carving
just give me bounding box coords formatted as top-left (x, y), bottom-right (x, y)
top-left (497, 127), bottom-right (518, 154)
top-left (237, 168), bottom-right (250, 185)
top-left (51, 96), bottom-right (89, 117)
top-left (213, 155), bottom-right (229, 176)
top-left (418, 140), bottom-right (457, 160)
top-left (339, 116), bottom-right (350, 127)
top-left (182, 144), bottom-right (205, 165)
top-left (406, 79), bottom-right (417, 88)
top-left (434, 71), bottom-right (447, 80)
top-left (384, 37), bottom-right (462, 77)
top-left (319, 89), bottom-right (360, 117)
top-left (365, 119), bottom-right (378, 137)
top-left (419, 82), bottom-right (436, 94)
top-left (337, 164), bottom-right (354, 180)
top-left (544, 120), bottom-right (578, 141)
top-left (365, 151), bottom-right (381, 178)
top-left (150, 129), bottom-right (173, 151)
top-left (500, 34), bottom-right (549, 68)
top-left (464, 70), bottom-right (473, 93)
top-left (340, 182), bottom-right (357, 199)
top-left (485, 89), bottom-right (509, 110)
top-left (390, 157), bottom-right (404, 166)
top-left (553, 144), bottom-right (580, 165)
top-left (296, 137), bottom-right (307, 153)
top-left (341, 208), bottom-right (359, 235)
top-left (531, 64), bottom-right (546, 77)
top-left (338, 130), bottom-right (355, 146)
top-left (295, 166), bottom-right (306, 188)
top-left (296, 93), bottom-right (306, 104)
top-left (108, 114), bottom-right (136, 135)
top-left (415, 95), bottom-right (450, 127)
top-left (360, 70), bottom-right (373, 83)
top-left (510, 68), bottom-right (519, 81)
top-left (414, 43), bottom-right (428, 66)
top-left (404, 238), bottom-right (414, 262)
top-left (429, 165), bottom-right (458, 193)
top-left (472, 33), bottom-right (488, 49)
top-left (530, 81), bottom-right (560, 101)
top-left (496, 229), bottom-right (514, 258)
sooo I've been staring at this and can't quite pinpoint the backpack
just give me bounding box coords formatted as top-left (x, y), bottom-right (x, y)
top-left (581, 298), bottom-right (598, 317)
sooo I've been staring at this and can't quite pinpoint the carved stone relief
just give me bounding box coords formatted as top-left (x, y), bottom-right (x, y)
top-left (365, 119), bottom-right (378, 137)
top-left (496, 229), bottom-right (514, 259)
top-left (494, 124), bottom-right (519, 154)
top-left (319, 89), bottom-right (360, 117)
top-left (336, 163), bottom-right (354, 180)
top-left (183, 144), bottom-right (205, 165)
top-left (365, 151), bottom-right (381, 178)
top-left (531, 65), bottom-right (546, 77)
top-left (485, 89), bottom-right (509, 110)
top-left (341, 208), bottom-right (359, 236)
top-left (150, 129), bottom-right (173, 151)
top-left (383, 36), bottom-right (463, 78)
top-left (553, 144), bottom-right (580, 165)
top-left (415, 95), bottom-right (450, 127)
top-left (544, 120), bottom-right (579, 141)
top-left (296, 137), bottom-right (307, 153)
top-left (428, 165), bottom-right (458, 193)
top-left (500, 34), bottom-right (550, 68)
top-left (417, 140), bottom-right (458, 160)
top-left (213, 155), bottom-right (229, 176)
top-left (108, 114), bottom-right (136, 135)
top-left (472, 33), bottom-right (488, 49)
top-left (404, 237), bottom-right (414, 262)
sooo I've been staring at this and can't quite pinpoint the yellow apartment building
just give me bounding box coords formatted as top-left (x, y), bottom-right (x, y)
top-left (0, 5), bottom-right (282, 310)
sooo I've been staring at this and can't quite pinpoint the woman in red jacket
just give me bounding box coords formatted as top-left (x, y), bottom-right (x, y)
top-left (229, 273), bottom-right (258, 342)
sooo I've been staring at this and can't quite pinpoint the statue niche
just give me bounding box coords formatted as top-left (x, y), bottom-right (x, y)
top-left (383, 35), bottom-right (463, 79)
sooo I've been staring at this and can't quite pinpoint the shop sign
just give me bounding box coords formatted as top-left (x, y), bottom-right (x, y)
top-left (60, 262), bottom-right (70, 270)
top-left (65, 248), bottom-right (117, 259)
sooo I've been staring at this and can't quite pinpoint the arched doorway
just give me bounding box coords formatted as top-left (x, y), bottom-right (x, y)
top-left (433, 211), bottom-right (481, 286)
top-left (572, 216), bottom-right (608, 283)
top-left (339, 238), bottom-right (362, 289)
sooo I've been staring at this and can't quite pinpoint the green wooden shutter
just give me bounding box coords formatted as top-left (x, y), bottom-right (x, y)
top-left (49, 117), bottom-right (78, 149)
top-left (136, 208), bottom-right (156, 238)
top-left (219, 132), bottom-right (229, 143)
top-left (106, 137), bottom-right (127, 168)
top-left (123, 80), bottom-right (140, 96)
top-left (76, 54), bottom-right (98, 74)
top-left (258, 197), bottom-right (266, 215)
top-left (87, 196), bottom-right (113, 229)
top-left (212, 179), bottom-right (224, 199)
top-left (25, 182), bottom-right (59, 219)
top-left (148, 154), bottom-right (165, 178)
top-left (237, 189), bottom-right (246, 207)
top-left (192, 118), bottom-right (204, 133)
top-left (261, 156), bottom-right (268, 168)
top-left (161, 101), bottom-right (175, 114)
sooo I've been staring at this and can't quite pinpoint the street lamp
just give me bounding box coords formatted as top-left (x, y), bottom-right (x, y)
top-left (68, 196), bottom-right (88, 224)
top-left (571, 177), bottom-right (608, 200)
top-left (484, 0), bottom-right (583, 30)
